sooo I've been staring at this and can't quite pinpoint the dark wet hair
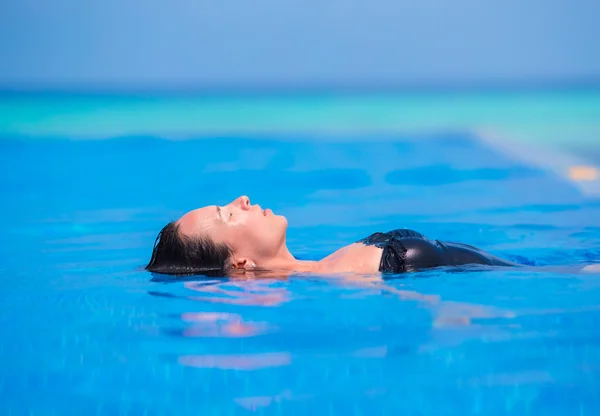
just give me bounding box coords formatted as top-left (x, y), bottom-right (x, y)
top-left (145, 222), bottom-right (233, 276)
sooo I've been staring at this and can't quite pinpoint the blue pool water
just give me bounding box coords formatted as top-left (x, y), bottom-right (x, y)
top-left (1, 91), bottom-right (600, 415)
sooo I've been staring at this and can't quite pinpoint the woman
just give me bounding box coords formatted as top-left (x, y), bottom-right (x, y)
top-left (146, 195), bottom-right (517, 277)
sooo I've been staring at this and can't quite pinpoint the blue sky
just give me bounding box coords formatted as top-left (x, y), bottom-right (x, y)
top-left (1, 0), bottom-right (599, 88)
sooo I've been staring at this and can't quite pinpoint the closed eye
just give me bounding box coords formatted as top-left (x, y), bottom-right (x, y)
top-left (216, 206), bottom-right (223, 222)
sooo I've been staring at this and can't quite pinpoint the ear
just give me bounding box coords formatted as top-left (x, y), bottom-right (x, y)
top-left (231, 258), bottom-right (256, 270)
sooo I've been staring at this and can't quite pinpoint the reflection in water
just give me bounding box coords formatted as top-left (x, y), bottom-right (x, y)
top-left (173, 272), bottom-right (521, 356)
top-left (176, 273), bottom-right (516, 331)
top-left (432, 300), bottom-right (516, 328)
top-left (178, 352), bottom-right (291, 370)
top-left (179, 312), bottom-right (273, 338)
top-left (183, 279), bottom-right (289, 306)
top-left (335, 275), bottom-right (517, 329)
top-left (234, 389), bottom-right (313, 411)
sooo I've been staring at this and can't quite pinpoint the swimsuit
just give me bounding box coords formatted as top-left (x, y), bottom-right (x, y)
top-left (357, 229), bottom-right (515, 274)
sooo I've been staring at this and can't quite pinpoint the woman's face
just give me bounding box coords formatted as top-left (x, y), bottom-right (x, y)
top-left (177, 196), bottom-right (288, 266)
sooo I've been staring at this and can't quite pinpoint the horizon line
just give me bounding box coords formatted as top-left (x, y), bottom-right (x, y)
top-left (2, 77), bottom-right (600, 96)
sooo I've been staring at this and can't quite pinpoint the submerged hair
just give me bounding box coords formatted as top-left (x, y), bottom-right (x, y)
top-left (145, 222), bottom-right (233, 276)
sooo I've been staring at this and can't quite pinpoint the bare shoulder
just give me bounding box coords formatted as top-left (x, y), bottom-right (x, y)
top-left (319, 242), bottom-right (382, 274)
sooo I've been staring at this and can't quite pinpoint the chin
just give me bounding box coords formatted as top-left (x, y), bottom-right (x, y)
top-left (279, 214), bottom-right (288, 226)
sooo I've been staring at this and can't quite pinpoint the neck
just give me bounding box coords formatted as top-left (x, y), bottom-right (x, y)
top-left (258, 244), bottom-right (322, 274)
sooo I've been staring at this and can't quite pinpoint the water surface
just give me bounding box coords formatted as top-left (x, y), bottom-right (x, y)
top-left (1, 94), bottom-right (600, 415)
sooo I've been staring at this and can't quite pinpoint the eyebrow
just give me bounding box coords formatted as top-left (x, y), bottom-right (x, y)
top-left (216, 206), bottom-right (224, 222)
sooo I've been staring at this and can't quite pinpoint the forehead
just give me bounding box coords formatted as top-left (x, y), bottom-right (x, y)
top-left (177, 206), bottom-right (219, 237)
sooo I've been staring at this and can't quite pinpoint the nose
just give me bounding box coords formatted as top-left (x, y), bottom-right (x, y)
top-left (231, 195), bottom-right (251, 210)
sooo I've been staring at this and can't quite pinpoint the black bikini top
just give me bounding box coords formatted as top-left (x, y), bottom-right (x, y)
top-left (357, 229), bottom-right (515, 274)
